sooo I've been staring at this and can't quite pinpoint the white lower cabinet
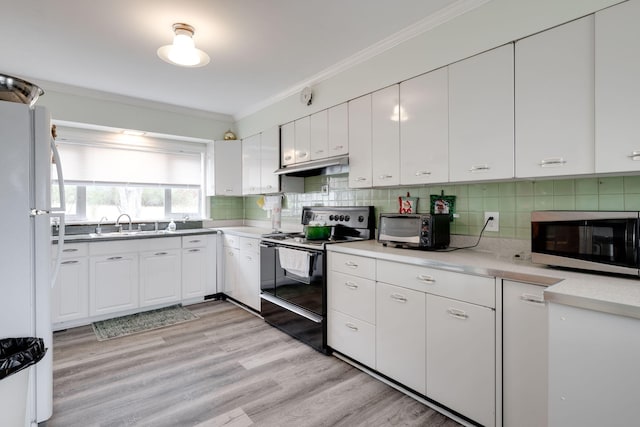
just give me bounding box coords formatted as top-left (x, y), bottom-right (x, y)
top-left (181, 235), bottom-right (216, 299)
top-left (89, 252), bottom-right (139, 317)
top-left (235, 237), bottom-right (261, 311)
top-left (426, 294), bottom-right (495, 427)
top-left (376, 281), bottom-right (426, 395)
top-left (52, 243), bottom-right (89, 325)
top-left (502, 280), bottom-right (548, 427)
top-left (139, 254), bottom-right (181, 309)
top-left (328, 309), bottom-right (376, 367)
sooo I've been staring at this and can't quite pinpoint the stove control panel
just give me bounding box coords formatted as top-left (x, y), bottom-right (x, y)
top-left (301, 206), bottom-right (373, 230)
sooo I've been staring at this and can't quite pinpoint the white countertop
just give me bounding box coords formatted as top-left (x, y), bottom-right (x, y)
top-left (326, 240), bottom-right (640, 320)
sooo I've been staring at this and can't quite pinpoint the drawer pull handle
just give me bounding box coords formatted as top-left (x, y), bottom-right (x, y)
top-left (520, 294), bottom-right (545, 304)
top-left (188, 248), bottom-right (200, 253)
top-left (345, 323), bottom-right (358, 331)
top-left (390, 293), bottom-right (407, 303)
top-left (333, 145), bottom-right (344, 150)
top-left (355, 177), bottom-right (367, 182)
top-left (344, 261), bottom-right (359, 268)
top-left (417, 274), bottom-right (435, 283)
top-left (415, 170), bottom-right (431, 176)
top-left (538, 157), bottom-right (567, 167)
top-left (61, 260), bottom-right (79, 265)
top-left (344, 281), bottom-right (358, 290)
top-left (189, 239), bottom-right (201, 244)
top-left (298, 152), bottom-right (308, 158)
top-left (225, 188), bottom-right (234, 192)
top-left (63, 248), bottom-right (78, 252)
top-left (378, 174), bottom-right (393, 179)
top-left (284, 155), bottom-right (293, 161)
top-left (447, 308), bottom-right (468, 320)
top-left (315, 149), bottom-right (325, 154)
top-left (107, 256), bottom-right (123, 261)
top-left (154, 252), bottom-right (168, 256)
top-left (628, 151), bottom-right (640, 160)
top-left (469, 164), bottom-right (490, 172)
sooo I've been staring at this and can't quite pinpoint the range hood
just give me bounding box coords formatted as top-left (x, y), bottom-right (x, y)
top-left (274, 155), bottom-right (349, 177)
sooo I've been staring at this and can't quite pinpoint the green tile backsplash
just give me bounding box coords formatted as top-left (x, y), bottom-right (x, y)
top-left (210, 174), bottom-right (640, 239)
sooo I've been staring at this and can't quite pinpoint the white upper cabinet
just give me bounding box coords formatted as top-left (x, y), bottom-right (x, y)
top-left (372, 85), bottom-right (400, 187)
top-left (242, 133), bottom-right (261, 195)
top-left (348, 94), bottom-right (373, 188)
top-left (310, 109), bottom-right (329, 161)
top-left (205, 140), bottom-right (242, 196)
top-left (515, 16), bottom-right (595, 178)
top-left (280, 122), bottom-right (295, 166)
top-left (328, 103), bottom-right (349, 157)
top-left (260, 126), bottom-right (280, 194)
top-left (294, 116), bottom-right (311, 163)
top-left (399, 67), bottom-right (449, 185)
top-left (595, 1), bottom-right (640, 173)
top-left (449, 44), bottom-right (515, 182)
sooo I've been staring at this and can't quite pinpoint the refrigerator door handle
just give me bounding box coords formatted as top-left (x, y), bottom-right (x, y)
top-left (50, 137), bottom-right (66, 287)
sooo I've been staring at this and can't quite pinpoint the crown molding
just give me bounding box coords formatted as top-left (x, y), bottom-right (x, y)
top-left (234, 0), bottom-right (491, 120)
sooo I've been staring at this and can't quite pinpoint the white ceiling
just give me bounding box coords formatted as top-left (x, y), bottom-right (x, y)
top-left (3, 0), bottom-right (481, 119)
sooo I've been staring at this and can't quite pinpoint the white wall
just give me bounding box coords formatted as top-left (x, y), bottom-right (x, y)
top-left (38, 85), bottom-right (234, 141)
top-left (235, 0), bottom-right (622, 138)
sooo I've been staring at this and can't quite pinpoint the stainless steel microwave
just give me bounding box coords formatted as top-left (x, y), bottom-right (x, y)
top-left (378, 213), bottom-right (450, 249)
top-left (531, 211), bottom-right (640, 276)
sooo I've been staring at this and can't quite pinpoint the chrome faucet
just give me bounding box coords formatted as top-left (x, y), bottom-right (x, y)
top-left (115, 214), bottom-right (132, 232)
top-left (95, 216), bottom-right (108, 234)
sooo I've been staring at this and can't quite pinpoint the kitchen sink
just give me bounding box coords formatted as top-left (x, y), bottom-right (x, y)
top-left (89, 230), bottom-right (172, 238)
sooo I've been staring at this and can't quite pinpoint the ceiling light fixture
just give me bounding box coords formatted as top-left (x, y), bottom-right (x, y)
top-left (157, 23), bottom-right (210, 67)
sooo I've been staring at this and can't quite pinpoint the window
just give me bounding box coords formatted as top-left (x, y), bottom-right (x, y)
top-left (53, 126), bottom-right (207, 222)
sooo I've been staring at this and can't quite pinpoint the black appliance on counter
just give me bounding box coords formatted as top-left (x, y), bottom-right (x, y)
top-left (260, 206), bottom-right (375, 353)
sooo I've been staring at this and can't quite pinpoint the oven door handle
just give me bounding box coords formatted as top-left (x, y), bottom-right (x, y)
top-left (260, 292), bottom-right (323, 324)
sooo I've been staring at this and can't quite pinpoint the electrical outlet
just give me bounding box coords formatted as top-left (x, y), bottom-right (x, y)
top-left (321, 184), bottom-right (329, 194)
top-left (484, 211), bottom-right (499, 232)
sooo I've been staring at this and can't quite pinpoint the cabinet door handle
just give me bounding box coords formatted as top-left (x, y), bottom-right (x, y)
top-left (284, 155), bottom-right (293, 161)
top-left (228, 251), bottom-right (234, 257)
top-left (417, 274), bottom-right (435, 283)
top-left (315, 149), bottom-right (325, 154)
top-left (354, 177), bottom-right (367, 182)
top-left (63, 248), bottom-right (78, 252)
top-left (390, 293), bottom-right (407, 303)
top-left (447, 308), bottom-right (468, 320)
top-left (344, 261), bottom-right (358, 268)
top-left (520, 294), bottom-right (545, 304)
top-left (538, 157), bottom-right (567, 167)
top-left (265, 185), bottom-right (273, 189)
top-left (415, 170), bottom-right (431, 176)
top-left (333, 145), bottom-right (344, 150)
top-left (61, 260), bottom-right (79, 265)
top-left (188, 248), bottom-right (200, 253)
top-left (154, 252), bottom-right (168, 256)
top-left (107, 256), bottom-right (123, 261)
top-left (298, 152), bottom-right (308, 158)
top-left (246, 255), bottom-right (253, 261)
top-left (378, 174), bottom-right (393, 179)
top-left (225, 188), bottom-right (234, 192)
top-left (345, 323), bottom-right (358, 331)
top-left (344, 281), bottom-right (358, 290)
top-left (469, 164), bottom-right (490, 172)
top-left (627, 151), bottom-right (640, 160)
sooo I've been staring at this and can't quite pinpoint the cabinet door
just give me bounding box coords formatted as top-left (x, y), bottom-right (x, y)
top-left (503, 280), bottom-right (548, 427)
top-left (595, 1), bottom-right (640, 173)
top-left (223, 246), bottom-right (239, 297)
top-left (139, 249), bottom-right (181, 307)
top-left (372, 85), bottom-right (400, 187)
top-left (294, 116), bottom-right (311, 163)
top-left (213, 140), bottom-right (242, 196)
top-left (182, 247), bottom-right (207, 299)
top-left (236, 247), bottom-right (260, 311)
top-left (449, 44), bottom-right (514, 182)
top-left (242, 134), bottom-right (261, 195)
top-left (515, 16), bottom-right (595, 177)
top-left (52, 257), bottom-right (89, 324)
top-left (348, 94), bottom-right (373, 188)
top-left (260, 126), bottom-right (280, 193)
top-left (426, 294), bottom-right (495, 427)
top-left (328, 309), bottom-right (375, 367)
top-left (89, 253), bottom-right (139, 316)
top-left (328, 103), bottom-right (348, 157)
top-left (400, 67), bottom-right (449, 185)
top-left (310, 109), bottom-right (329, 160)
top-left (281, 122), bottom-right (295, 166)
top-left (376, 282), bottom-right (426, 395)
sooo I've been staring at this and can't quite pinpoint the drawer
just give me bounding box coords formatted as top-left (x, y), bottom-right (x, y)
top-left (138, 236), bottom-right (181, 251)
top-left (239, 236), bottom-right (260, 254)
top-left (328, 271), bottom-right (375, 324)
top-left (223, 233), bottom-right (240, 249)
top-left (328, 309), bottom-right (375, 367)
top-left (53, 242), bottom-right (88, 259)
top-left (377, 259), bottom-right (495, 308)
top-left (329, 252), bottom-right (376, 280)
top-left (89, 239), bottom-right (139, 256)
top-left (182, 235), bottom-right (207, 248)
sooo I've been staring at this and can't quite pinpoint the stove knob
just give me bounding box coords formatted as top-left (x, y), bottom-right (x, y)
top-left (339, 215), bottom-right (345, 221)
top-left (345, 215), bottom-right (350, 222)
top-left (358, 215), bottom-right (365, 222)
top-left (329, 215), bottom-right (334, 221)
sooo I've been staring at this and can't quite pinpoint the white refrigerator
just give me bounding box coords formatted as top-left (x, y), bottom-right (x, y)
top-left (0, 100), bottom-right (65, 425)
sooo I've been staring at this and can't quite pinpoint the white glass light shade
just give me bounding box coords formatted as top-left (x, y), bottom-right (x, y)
top-left (157, 23), bottom-right (210, 67)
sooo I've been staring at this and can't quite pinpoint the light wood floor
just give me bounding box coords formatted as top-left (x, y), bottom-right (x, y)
top-left (48, 300), bottom-right (462, 427)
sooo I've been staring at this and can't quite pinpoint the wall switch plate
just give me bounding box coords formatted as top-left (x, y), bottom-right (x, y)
top-left (484, 211), bottom-right (499, 232)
